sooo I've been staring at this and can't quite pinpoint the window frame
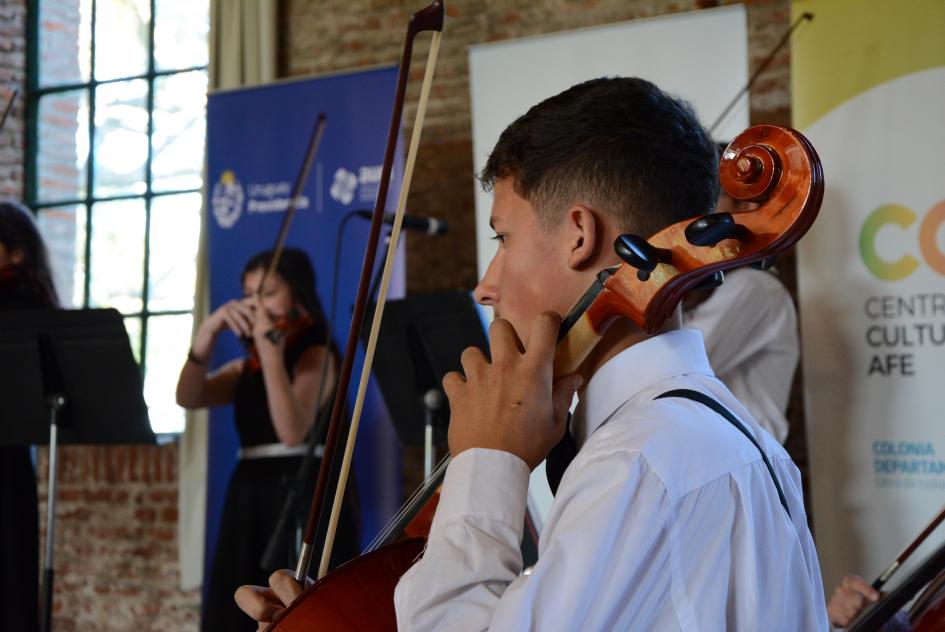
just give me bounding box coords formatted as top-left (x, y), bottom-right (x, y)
top-left (25, 0), bottom-right (208, 434)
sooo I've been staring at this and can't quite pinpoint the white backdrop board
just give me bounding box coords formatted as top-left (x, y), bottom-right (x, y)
top-left (468, 5), bottom-right (749, 528)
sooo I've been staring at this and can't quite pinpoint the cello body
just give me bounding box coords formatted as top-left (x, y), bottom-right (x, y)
top-left (266, 538), bottom-right (425, 631)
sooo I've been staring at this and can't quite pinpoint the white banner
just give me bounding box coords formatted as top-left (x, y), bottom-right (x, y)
top-left (793, 0), bottom-right (945, 592)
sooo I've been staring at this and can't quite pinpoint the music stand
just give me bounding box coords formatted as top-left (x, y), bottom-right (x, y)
top-left (0, 308), bottom-right (154, 632)
top-left (366, 291), bottom-right (488, 451)
top-left (365, 291), bottom-right (542, 566)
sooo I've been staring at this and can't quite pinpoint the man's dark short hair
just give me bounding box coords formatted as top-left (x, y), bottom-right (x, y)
top-left (480, 77), bottom-right (719, 237)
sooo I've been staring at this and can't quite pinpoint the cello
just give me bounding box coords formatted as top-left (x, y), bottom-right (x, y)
top-left (258, 108), bottom-right (825, 627)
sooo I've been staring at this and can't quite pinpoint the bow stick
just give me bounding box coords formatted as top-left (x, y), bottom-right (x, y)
top-left (708, 12), bottom-right (813, 135)
top-left (259, 113), bottom-right (327, 294)
top-left (872, 502), bottom-right (945, 591)
top-left (317, 16), bottom-right (443, 583)
top-left (293, 0), bottom-right (445, 583)
top-left (0, 88), bottom-right (17, 135)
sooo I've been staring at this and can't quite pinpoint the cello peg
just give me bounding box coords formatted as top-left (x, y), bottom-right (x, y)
top-left (614, 234), bottom-right (673, 281)
top-left (691, 270), bottom-right (725, 291)
top-left (750, 255), bottom-right (779, 271)
top-left (684, 212), bottom-right (749, 247)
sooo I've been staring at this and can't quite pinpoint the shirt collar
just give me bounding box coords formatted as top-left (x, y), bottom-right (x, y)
top-left (571, 328), bottom-right (714, 448)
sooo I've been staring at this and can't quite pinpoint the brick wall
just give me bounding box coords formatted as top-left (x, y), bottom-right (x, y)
top-left (36, 446), bottom-right (197, 631)
top-left (280, 0), bottom-right (794, 292)
top-left (0, 0), bottom-right (25, 198)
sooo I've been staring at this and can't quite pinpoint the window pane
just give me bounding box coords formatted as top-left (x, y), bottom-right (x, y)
top-left (93, 80), bottom-right (148, 197)
top-left (94, 0), bottom-right (151, 82)
top-left (39, 0), bottom-right (93, 87)
top-left (89, 198), bottom-right (145, 312)
top-left (144, 314), bottom-right (192, 434)
top-left (36, 90), bottom-right (89, 203)
top-left (124, 315), bottom-right (142, 363)
top-left (36, 205), bottom-right (86, 308)
top-left (152, 71), bottom-right (207, 192)
top-left (149, 192), bottom-right (200, 311)
top-left (154, 0), bottom-right (209, 71)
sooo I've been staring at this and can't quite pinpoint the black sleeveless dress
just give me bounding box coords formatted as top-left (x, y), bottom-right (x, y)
top-left (201, 325), bottom-right (361, 632)
top-left (0, 274), bottom-right (42, 632)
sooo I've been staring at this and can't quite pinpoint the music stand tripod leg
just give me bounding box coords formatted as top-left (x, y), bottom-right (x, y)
top-left (41, 394), bottom-right (64, 632)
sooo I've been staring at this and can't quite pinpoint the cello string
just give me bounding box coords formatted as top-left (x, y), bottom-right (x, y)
top-left (316, 28), bottom-right (444, 579)
top-left (366, 455), bottom-right (452, 553)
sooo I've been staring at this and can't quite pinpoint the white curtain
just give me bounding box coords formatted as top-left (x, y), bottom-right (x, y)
top-left (178, 0), bottom-right (278, 591)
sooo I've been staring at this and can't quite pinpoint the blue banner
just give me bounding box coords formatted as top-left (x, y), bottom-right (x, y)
top-left (204, 66), bottom-right (405, 589)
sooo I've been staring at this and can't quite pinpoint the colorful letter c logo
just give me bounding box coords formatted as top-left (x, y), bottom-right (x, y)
top-left (919, 201), bottom-right (945, 276)
top-left (860, 201), bottom-right (945, 280)
top-left (860, 204), bottom-right (919, 281)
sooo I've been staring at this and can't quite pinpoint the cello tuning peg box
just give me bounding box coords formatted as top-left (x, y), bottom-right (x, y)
top-left (614, 234), bottom-right (673, 281)
top-left (684, 212), bottom-right (749, 247)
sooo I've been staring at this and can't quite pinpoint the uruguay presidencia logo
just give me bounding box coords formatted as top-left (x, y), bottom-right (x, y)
top-left (211, 170), bottom-right (245, 228)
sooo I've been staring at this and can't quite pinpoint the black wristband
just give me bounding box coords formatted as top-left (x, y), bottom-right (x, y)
top-left (187, 349), bottom-right (206, 366)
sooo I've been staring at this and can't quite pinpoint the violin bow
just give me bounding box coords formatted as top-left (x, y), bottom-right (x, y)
top-left (871, 502), bottom-right (945, 591)
top-left (294, 0), bottom-right (445, 583)
top-left (258, 113), bottom-right (327, 293)
top-left (0, 88), bottom-right (17, 135)
top-left (708, 12), bottom-right (813, 135)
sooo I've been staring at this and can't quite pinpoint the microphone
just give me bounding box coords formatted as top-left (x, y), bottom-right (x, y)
top-left (423, 389), bottom-right (444, 411)
top-left (354, 210), bottom-right (448, 235)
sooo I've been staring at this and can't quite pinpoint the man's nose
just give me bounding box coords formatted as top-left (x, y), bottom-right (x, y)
top-left (473, 260), bottom-right (499, 306)
top-left (473, 278), bottom-right (495, 306)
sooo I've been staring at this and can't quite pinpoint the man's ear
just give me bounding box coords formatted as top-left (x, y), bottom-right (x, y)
top-left (563, 205), bottom-right (600, 270)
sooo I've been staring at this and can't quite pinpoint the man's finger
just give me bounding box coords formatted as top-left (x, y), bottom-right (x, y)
top-left (489, 319), bottom-right (524, 363)
top-left (526, 312), bottom-right (561, 366)
top-left (842, 575), bottom-right (880, 601)
top-left (460, 346), bottom-right (488, 378)
top-left (442, 371), bottom-right (466, 401)
top-left (269, 569), bottom-right (304, 608)
top-left (234, 584), bottom-right (283, 623)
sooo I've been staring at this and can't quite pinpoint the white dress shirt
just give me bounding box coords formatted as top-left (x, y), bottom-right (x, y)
top-left (683, 267), bottom-right (799, 443)
top-left (394, 329), bottom-right (829, 631)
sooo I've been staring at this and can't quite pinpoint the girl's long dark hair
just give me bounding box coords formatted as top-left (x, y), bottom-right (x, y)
top-left (0, 200), bottom-right (60, 307)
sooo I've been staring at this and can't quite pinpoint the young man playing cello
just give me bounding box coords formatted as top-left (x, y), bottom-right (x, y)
top-left (237, 77), bottom-right (830, 630)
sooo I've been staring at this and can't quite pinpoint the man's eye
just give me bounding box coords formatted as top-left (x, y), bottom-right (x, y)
top-left (491, 234), bottom-right (505, 244)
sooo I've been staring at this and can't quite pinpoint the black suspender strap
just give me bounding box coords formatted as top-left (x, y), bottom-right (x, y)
top-left (655, 389), bottom-right (791, 518)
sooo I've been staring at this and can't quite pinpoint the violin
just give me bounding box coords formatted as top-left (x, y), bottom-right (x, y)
top-left (243, 310), bottom-right (317, 372)
top-left (262, 120), bottom-right (825, 630)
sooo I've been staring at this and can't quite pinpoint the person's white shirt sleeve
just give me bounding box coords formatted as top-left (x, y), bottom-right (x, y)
top-left (393, 445), bottom-right (673, 632)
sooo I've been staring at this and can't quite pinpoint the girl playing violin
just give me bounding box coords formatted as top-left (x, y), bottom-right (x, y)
top-left (176, 248), bottom-right (359, 632)
top-left (0, 200), bottom-right (60, 632)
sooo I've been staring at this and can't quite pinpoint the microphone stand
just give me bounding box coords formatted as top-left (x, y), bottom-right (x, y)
top-left (260, 217), bottom-right (394, 571)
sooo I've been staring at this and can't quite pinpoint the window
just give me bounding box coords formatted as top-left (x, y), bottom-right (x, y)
top-left (27, 0), bottom-right (209, 434)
